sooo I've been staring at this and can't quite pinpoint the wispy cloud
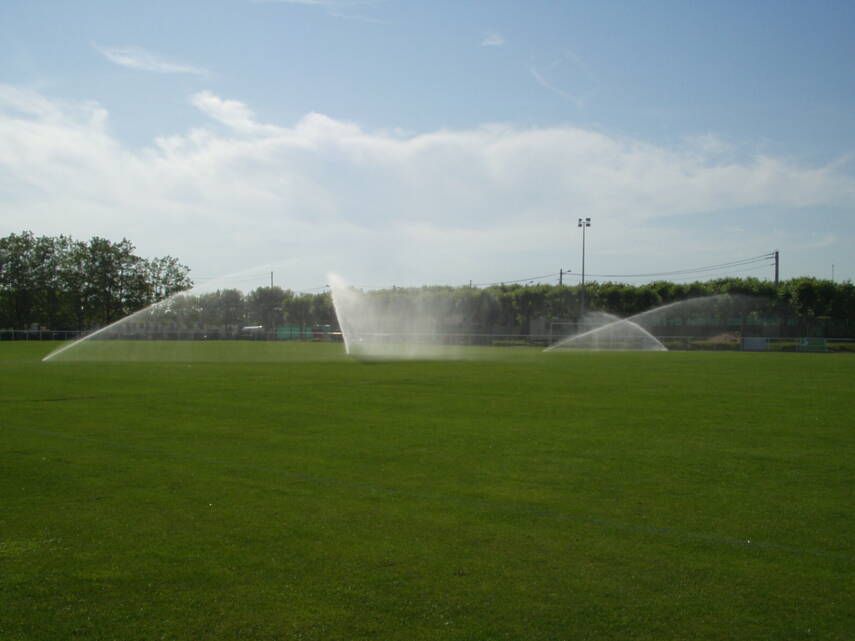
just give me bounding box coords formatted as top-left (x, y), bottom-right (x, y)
top-left (252, 0), bottom-right (380, 5)
top-left (252, 0), bottom-right (387, 22)
top-left (253, 0), bottom-right (337, 4)
top-left (684, 133), bottom-right (733, 155)
top-left (530, 50), bottom-right (598, 109)
top-left (481, 32), bottom-right (506, 47)
top-left (529, 66), bottom-right (578, 104)
top-left (251, 0), bottom-right (382, 8)
top-left (327, 9), bottom-right (386, 23)
top-left (92, 43), bottom-right (208, 75)
top-left (252, 0), bottom-right (368, 7)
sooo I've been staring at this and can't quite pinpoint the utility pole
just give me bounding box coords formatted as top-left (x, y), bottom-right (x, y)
top-left (773, 250), bottom-right (779, 287)
top-left (270, 271), bottom-right (274, 288)
top-left (578, 218), bottom-right (591, 317)
top-left (559, 268), bottom-right (563, 286)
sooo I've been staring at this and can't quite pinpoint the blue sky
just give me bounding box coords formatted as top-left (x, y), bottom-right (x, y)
top-left (1, 0), bottom-right (853, 291)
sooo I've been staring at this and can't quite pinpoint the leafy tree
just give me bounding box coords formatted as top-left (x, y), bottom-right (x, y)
top-left (286, 293), bottom-right (314, 331)
top-left (219, 289), bottom-right (246, 335)
top-left (0, 231), bottom-right (192, 330)
top-left (0, 231), bottom-right (37, 328)
top-left (309, 292), bottom-right (335, 326)
top-left (246, 286), bottom-right (288, 330)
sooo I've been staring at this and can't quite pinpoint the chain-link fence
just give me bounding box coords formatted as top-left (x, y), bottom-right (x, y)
top-left (2, 329), bottom-right (853, 352)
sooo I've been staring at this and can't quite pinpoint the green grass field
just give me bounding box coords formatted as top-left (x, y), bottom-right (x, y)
top-left (1, 341), bottom-right (852, 640)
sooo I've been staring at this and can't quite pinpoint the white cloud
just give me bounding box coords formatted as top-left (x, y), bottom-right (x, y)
top-left (1, 85), bottom-right (852, 288)
top-left (481, 32), bottom-right (506, 47)
top-left (93, 43), bottom-right (208, 75)
top-left (189, 91), bottom-right (282, 135)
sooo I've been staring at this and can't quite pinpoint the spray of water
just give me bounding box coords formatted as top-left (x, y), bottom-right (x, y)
top-left (41, 298), bottom-right (172, 362)
top-left (44, 275), bottom-right (762, 362)
top-left (546, 311), bottom-right (667, 351)
top-left (41, 264), bottom-right (337, 362)
top-left (328, 272), bottom-right (472, 361)
top-left (545, 294), bottom-right (740, 352)
top-left (40, 287), bottom-right (249, 362)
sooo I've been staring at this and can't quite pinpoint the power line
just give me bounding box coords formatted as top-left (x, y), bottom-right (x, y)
top-left (470, 272), bottom-right (560, 287)
top-left (583, 253), bottom-right (775, 280)
top-left (193, 252), bottom-right (778, 293)
top-left (192, 273), bottom-right (271, 283)
top-left (473, 253), bottom-right (775, 288)
top-left (667, 262), bottom-right (773, 283)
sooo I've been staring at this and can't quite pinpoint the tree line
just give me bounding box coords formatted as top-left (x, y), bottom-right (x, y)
top-left (3, 231), bottom-right (853, 337)
top-left (333, 277), bottom-right (854, 337)
top-left (148, 276), bottom-right (853, 339)
top-left (482, 276), bottom-right (855, 335)
top-left (0, 232), bottom-right (192, 330)
top-left (153, 287), bottom-right (335, 336)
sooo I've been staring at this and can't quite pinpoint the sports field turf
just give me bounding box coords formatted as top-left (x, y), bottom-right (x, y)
top-left (1, 341), bottom-right (852, 640)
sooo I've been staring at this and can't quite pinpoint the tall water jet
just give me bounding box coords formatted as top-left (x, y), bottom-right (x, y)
top-left (329, 273), bottom-right (472, 361)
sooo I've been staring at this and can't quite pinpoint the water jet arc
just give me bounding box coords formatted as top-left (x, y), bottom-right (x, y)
top-left (545, 313), bottom-right (666, 352)
top-left (544, 295), bottom-right (736, 352)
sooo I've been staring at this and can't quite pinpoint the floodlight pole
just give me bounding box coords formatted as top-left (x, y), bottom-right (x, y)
top-left (578, 217), bottom-right (591, 318)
